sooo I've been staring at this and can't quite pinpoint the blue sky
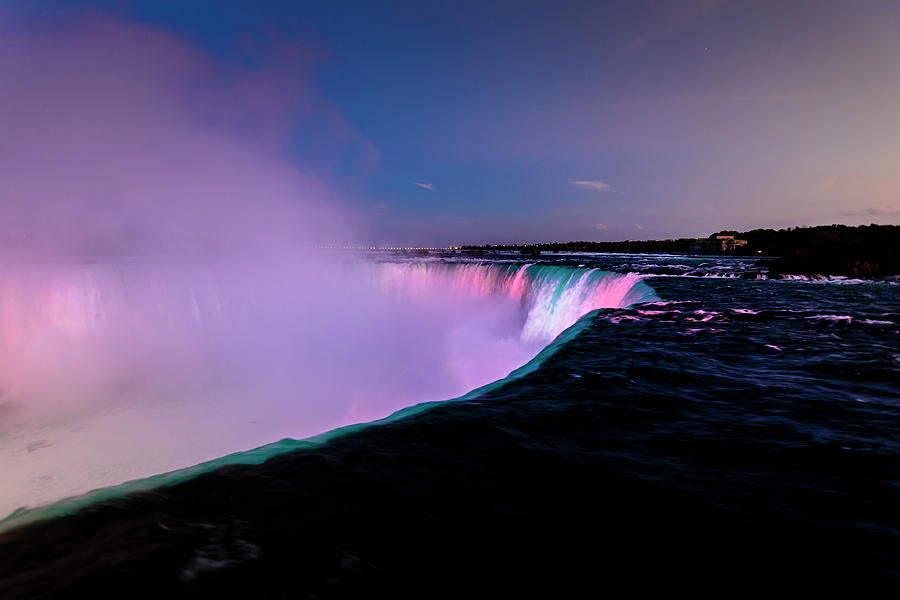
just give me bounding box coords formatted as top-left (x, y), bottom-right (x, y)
top-left (7, 0), bottom-right (900, 245)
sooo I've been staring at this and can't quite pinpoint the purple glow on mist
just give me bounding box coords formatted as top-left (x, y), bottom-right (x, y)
top-left (0, 13), bottom-right (354, 258)
top-left (0, 14), bottom-right (650, 516)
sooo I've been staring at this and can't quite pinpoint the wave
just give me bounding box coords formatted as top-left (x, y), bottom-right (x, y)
top-left (0, 260), bottom-right (656, 528)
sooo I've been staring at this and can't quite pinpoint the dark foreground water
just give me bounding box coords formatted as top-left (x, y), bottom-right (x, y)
top-left (1, 253), bottom-right (899, 597)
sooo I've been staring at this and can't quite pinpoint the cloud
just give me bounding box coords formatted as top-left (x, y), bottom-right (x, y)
top-left (821, 178), bottom-right (838, 189)
top-left (572, 180), bottom-right (612, 192)
top-left (840, 206), bottom-right (900, 217)
top-left (594, 223), bottom-right (608, 231)
top-left (636, 225), bottom-right (645, 230)
top-left (414, 182), bottom-right (436, 191)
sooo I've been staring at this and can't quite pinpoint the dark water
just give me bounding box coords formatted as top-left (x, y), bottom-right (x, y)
top-left (1, 253), bottom-right (899, 597)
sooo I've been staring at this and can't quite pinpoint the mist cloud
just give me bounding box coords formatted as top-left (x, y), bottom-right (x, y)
top-left (0, 11), bottom-right (660, 519)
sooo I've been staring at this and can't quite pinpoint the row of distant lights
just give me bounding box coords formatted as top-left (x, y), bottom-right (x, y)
top-left (312, 246), bottom-right (460, 251)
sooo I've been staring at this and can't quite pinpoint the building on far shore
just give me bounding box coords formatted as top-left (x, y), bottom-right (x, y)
top-left (689, 235), bottom-right (749, 254)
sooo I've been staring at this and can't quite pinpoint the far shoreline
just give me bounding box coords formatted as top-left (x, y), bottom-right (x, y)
top-left (456, 224), bottom-right (899, 279)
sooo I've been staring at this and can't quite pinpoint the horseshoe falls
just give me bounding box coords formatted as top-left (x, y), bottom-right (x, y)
top-left (0, 257), bottom-right (654, 520)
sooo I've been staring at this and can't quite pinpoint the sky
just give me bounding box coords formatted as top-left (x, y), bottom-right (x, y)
top-left (2, 0), bottom-right (899, 246)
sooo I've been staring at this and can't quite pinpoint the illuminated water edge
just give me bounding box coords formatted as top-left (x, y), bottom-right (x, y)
top-left (0, 299), bottom-right (645, 533)
top-left (0, 264), bottom-right (657, 531)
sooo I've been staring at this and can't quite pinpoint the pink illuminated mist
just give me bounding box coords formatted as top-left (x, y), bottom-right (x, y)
top-left (0, 15), bottom-right (652, 518)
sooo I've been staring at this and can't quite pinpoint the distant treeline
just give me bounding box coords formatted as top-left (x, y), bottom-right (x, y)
top-left (461, 224), bottom-right (900, 277)
top-left (736, 224), bottom-right (899, 278)
top-left (462, 239), bottom-right (698, 254)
